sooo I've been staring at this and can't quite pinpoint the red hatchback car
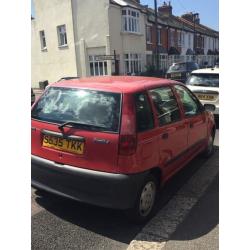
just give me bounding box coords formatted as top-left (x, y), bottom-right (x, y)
top-left (31, 76), bottom-right (215, 222)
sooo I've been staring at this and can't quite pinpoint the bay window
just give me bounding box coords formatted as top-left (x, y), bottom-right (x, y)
top-left (122, 8), bottom-right (140, 33)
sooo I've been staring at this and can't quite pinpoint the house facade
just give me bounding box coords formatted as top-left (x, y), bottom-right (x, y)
top-left (32, 0), bottom-right (148, 87)
top-left (31, 0), bottom-right (219, 87)
top-left (145, 2), bottom-right (219, 71)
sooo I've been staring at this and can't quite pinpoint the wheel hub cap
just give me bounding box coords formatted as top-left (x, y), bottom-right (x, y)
top-left (139, 181), bottom-right (156, 217)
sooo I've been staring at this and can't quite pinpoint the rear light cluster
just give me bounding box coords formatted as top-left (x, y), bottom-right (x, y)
top-left (119, 135), bottom-right (137, 156)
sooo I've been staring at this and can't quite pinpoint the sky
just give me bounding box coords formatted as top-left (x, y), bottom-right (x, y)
top-left (141, 0), bottom-right (219, 31)
top-left (31, 0), bottom-right (218, 31)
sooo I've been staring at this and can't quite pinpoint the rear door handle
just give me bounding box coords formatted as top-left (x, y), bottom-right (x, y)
top-left (162, 133), bottom-right (168, 139)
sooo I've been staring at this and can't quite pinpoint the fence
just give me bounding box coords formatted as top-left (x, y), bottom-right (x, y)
top-left (150, 54), bottom-right (219, 72)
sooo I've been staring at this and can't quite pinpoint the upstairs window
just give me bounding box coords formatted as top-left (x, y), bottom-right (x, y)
top-left (158, 29), bottom-right (162, 45)
top-left (170, 29), bottom-right (175, 46)
top-left (146, 26), bottom-right (152, 43)
top-left (178, 31), bottom-right (182, 47)
top-left (188, 33), bottom-right (191, 48)
top-left (122, 8), bottom-right (140, 33)
top-left (57, 25), bottom-right (67, 47)
top-left (39, 30), bottom-right (46, 50)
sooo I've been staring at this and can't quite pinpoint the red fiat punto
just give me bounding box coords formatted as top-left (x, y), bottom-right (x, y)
top-left (31, 76), bottom-right (215, 223)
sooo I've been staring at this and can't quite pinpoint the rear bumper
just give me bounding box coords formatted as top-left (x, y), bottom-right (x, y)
top-left (31, 155), bottom-right (148, 209)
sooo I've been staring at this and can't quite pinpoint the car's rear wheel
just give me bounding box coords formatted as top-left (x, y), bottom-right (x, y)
top-left (202, 130), bottom-right (215, 158)
top-left (125, 174), bottom-right (158, 224)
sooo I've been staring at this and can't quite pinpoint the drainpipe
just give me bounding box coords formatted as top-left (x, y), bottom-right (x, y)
top-left (154, 0), bottom-right (159, 71)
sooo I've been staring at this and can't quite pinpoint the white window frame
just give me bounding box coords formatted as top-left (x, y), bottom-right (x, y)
top-left (188, 33), bottom-right (191, 48)
top-left (146, 26), bottom-right (152, 44)
top-left (39, 30), bottom-right (47, 50)
top-left (158, 29), bottom-right (162, 45)
top-left (159, 54), bottom-right (168, 70)
top-left (124, 53), bottom-right (142, 75)
top-left (57, 24), bottom-right (68, 47)
top-left (170, 29), bottom-right (175, 47)
top-left (89, 55), bottom-right (108, 76)
top-left (182, 32), bottom-right (185, 47)
top-left (122, 8), bottom-right (140, 33)
top-left (177, 31), bottom-right (182, 47)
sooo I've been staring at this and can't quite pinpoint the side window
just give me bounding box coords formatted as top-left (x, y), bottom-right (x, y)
top-left (174, 85), bottom-right (201, 116)
top-left (135, 93), bottom-right (154, 132)
top-left (149, 87), bottom-right (181, 126)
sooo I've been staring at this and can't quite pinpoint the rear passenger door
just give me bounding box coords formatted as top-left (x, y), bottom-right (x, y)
top-left (134, 92), bottom-right (159, 173)
top-left (148, 87), bottom-right (188, 175)
top-left (173, 84), bottom-right (207, 148)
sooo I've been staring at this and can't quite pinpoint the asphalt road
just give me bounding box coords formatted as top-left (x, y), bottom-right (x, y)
top-left (32, 130), bottom-right (219, 250)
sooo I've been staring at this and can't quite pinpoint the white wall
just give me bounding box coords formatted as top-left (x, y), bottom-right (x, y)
top-left (71, 0), bottom-right (110, 76)
top-left (108, 4), bottom-right (147, 74)
top-left (31, 0), bottom-right (78, 87)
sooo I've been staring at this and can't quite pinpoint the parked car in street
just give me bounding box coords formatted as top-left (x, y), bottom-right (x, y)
top-left (31, 88), bottom-right (35, 105)
top-left (185, 67), bottom-right (219, 119)
top-left (166, 61), bottom-right (199, 83)
top-left (31, 76), bottom-right (215, 223)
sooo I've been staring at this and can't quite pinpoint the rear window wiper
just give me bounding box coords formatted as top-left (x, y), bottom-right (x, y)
top-left (58, 121), bottom-right (107, 130)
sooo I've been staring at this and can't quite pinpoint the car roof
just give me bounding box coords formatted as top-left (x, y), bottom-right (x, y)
top-left (49, 76), bottom-right (180, 93)
top-left (191, 68), bottom-right (219, 74)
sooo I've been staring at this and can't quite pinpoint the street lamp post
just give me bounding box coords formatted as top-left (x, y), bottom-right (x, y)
top-left (154, 0), bottom-right (159, 71)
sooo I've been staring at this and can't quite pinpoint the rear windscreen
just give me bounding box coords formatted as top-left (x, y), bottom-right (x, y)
top-left (31, 87), bottom-right (121, 132)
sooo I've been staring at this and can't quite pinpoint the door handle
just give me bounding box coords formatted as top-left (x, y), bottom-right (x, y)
top-left (162, 133), bottom-right (168, 139)
top-left (190, 123), bottom-right (194, 128)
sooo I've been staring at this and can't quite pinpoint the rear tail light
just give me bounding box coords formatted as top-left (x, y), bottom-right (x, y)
top-left (119, 135), bottom-right (137, 156)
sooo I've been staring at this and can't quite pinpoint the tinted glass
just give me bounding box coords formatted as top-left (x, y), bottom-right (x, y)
top-left (186, 73), bottom-right (219, 87)
top-left (149, 87), bottom-right (181, 126)
top-left (31, 87), bottom-right (121, 132)
top-left (174, 85), bottom-right (200, 116)
top-left (135, 93), bottom-right (154, 132)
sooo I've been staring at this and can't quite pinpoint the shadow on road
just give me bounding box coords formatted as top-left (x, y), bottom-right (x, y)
top-left (33, 147), bottom-right (219, 245)
top-left (170, 173), bottom-right (219, 241)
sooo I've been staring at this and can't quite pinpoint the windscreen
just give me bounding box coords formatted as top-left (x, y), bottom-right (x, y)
top-left (186, 73), bottom-right (219, 87)
top-left (167, 63), bottom-right (186, 73)
top-left (31, 87), bottom-right (121, 132)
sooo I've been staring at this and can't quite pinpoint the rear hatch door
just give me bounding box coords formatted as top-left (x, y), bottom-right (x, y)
top-left (31, 86), bottom-right (122, 173)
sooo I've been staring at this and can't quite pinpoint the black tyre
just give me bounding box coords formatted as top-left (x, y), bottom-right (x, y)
top-left (125, 174), bottom-right (158, 224)
top-left (202, 130), bottom-right (215, 158)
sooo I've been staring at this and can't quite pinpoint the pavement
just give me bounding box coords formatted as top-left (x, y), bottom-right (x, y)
top-left (32, 128), bottom-right (219, 250)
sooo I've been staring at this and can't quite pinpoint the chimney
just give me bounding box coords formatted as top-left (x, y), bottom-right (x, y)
top-left (181, 12), bottom-right (200, 24)
top-left (158, 1), bottom-right (172, 16)
top-left (194, 13), bottom-right (200, 24)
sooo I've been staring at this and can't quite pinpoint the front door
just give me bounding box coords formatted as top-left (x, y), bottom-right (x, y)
top-left (173, 84), bottom-right (207, 148)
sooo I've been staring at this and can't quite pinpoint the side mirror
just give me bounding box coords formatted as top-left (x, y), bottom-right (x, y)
top-left (204, 104), bottom-right (216, 112)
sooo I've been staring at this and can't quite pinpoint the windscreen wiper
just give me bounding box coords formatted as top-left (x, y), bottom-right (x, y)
top-left (58, 121), bottom-right (106, 130)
